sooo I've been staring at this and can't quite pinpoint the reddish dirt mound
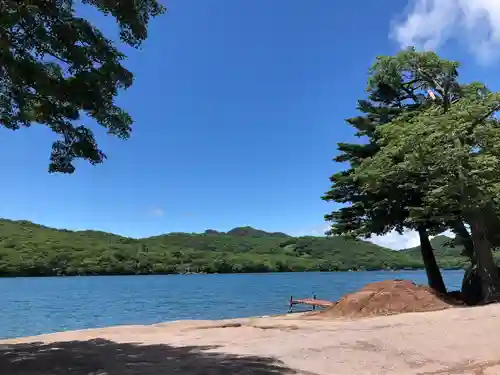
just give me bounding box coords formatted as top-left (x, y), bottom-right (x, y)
top-left (315, 279), bottom-right (462, 319)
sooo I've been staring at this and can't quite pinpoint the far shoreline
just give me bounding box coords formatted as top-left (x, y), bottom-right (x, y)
top-left (0, 268), bottom-right (466, 278)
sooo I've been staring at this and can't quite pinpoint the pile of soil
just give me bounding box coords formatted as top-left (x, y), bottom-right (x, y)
top-left (315, 279), bottom-right (463, 319)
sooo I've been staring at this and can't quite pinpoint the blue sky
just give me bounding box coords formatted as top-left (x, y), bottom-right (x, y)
top-left (2, 0), bottom-right (500, 248)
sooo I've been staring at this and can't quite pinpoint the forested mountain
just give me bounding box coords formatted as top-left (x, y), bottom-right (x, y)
top-left (402, 236), bottom-right (469, 269)
top-left (0, 219), bottom-right (471, 277)
top-left (403, 236), bottom-right (462, 258)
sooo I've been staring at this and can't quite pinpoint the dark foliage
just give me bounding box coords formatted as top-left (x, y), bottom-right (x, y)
top-left (0, 0), bottom-right (165, 173)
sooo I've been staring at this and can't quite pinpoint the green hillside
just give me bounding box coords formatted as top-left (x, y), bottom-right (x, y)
top-left (403, 236), bottom-right (462, 257)
top-left (0, 219), bottom-right (469, 277)
top-left (403, 235), bottom-right (500, 269)
top-left (403, 235), bottom-right (470, 269)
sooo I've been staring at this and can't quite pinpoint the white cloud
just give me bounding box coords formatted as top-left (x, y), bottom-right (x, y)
top-left (150, 208), bottom-right (165, 217)
top-left (368, 229), bottom-right (455, 250)
top-left (392, 0), bottom-right (500, 63)
top-left (368, 230), bottom-right (421, 250)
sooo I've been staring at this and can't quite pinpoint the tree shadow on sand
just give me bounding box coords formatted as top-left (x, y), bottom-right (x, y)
top-left (0, 339), bottom-right (298, 375)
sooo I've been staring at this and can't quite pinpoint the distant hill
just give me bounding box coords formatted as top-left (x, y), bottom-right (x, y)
top-left (402, 235), bottom-right (465, 259)
top-left (203, 226), bottom-right (289, 238)
top-left (401, 234), bottom-right (500, 268)
top-left (0, 219), bottom-right (471, 277)
top-left (226, 226), bottom-right (290, 238)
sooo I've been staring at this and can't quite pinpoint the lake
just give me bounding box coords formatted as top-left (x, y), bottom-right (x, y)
top-left (0, 270), bottom-right (464, 339)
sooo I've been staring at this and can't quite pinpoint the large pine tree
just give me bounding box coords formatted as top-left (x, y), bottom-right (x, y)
top-left (323, 48), bottom-right (467, 293)
top-left (354, 85), bottom-right (500, 302)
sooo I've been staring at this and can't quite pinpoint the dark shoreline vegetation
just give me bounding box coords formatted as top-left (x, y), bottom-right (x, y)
top-left (0, 219), bottom-right (477, 277)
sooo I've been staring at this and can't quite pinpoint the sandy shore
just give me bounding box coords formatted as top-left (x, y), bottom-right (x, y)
top-left (3, 305), bottom-right (500, 375)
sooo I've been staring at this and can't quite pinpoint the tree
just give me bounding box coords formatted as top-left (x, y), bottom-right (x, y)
top-left (323, 48), bottom-right (463, 293)
top-left (354, 86), bottom-right (500, 302)
top-left (0, 0), bottom-right (165, 173)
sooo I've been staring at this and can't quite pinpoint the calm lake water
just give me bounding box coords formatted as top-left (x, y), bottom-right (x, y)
top-left (0, 270), bottom-right (464, 339)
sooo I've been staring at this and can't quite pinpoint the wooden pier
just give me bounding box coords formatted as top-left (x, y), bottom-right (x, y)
top-left (289, 294), bottom-right (334, 312)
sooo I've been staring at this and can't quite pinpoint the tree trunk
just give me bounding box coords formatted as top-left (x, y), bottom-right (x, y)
top-left (451, 220), bottom-right (475, 263)
top-left (468, 214), bottom-right (500, 303)
top-left (417, 225), bottom-right (447, 294)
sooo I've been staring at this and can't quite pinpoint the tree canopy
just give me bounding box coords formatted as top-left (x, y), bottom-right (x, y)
top-left (323, 48), bottom-right (464, 293)
top-left (354, 85), bottom-right (500, 300)
top-left (0, 0), bottom-right (165, 173)
top-left (324, 47), bottom-right (500, 303)
top-left (324, 48), bottom-right (462, 240)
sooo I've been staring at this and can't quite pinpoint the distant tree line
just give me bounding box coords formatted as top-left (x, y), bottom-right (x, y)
top-left (0, 221), bottom-right (473, 277)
